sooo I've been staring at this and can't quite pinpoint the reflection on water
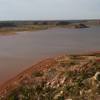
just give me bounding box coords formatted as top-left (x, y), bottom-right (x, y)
top-left (0, 26), bottom-right (100, 84)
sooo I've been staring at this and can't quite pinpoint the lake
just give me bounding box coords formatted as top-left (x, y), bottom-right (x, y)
top-left (0, 26), bottom-right (100, 84)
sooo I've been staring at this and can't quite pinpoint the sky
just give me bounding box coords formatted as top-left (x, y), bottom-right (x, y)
top-left (0, 0), bottom-right (100, 20)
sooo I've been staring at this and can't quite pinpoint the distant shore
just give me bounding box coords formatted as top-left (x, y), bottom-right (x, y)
top-left (0, 24), bottom-right (89, 36)
top-left (0, 25), bottom-right (57, 36)
top-left (0, 20), bottom-right (100, 36)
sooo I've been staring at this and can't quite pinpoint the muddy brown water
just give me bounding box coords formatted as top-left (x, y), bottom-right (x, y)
top-left (0, 26), bottom-right (100, 85)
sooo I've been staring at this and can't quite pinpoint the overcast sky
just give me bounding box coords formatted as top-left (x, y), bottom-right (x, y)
top-left (0, 0), bottom-right (100, 20)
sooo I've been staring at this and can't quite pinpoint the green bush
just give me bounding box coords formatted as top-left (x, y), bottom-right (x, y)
top-left (9, 94), bottom-right (17, 100)
top-left (35, 84), bottom-right (43, 94)
top-left (66, 70), bottom-right (73, 77)
top-left (34, 71), bottom-right (43, 77)
top-left (57, 95), bottom-right (64, 100)
top-left (76, 76), bottom-right (84, 86)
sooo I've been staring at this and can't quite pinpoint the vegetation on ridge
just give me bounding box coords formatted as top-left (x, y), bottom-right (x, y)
top-left (0, 53), bottom-right (100, 100)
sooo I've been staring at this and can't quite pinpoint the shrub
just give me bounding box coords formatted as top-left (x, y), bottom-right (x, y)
top-left (35, 84), bottom-right (43, 94)
top-left (76, 76), bottom-right (84, 86)
top-left (66, 70), bottom-right (73, 77)
top-left (33, 71), bottom-right (43, 77)
top-left (9, 94), bottom-right (18, 100)
top-left (57, 95), bottom-right (64, 100)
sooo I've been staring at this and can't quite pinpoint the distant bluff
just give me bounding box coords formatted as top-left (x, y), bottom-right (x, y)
top-left (68, 23), bottom-right (89, 28)
top-left (0, 20), bottom-right (100, 28)
top-left (0, 21), bottom-right (70, 27)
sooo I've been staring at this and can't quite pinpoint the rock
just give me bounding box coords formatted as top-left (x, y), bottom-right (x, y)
top-left (93, 72), bottom-right (100, 81)
top-left (54, 91), bottom-right (64, 99)
top-left (60, 76), bottom-right (66, 84)
top-left (60, 91), bottom-right (64, 94)
top-left (69, 23), bottom-right (88, 29)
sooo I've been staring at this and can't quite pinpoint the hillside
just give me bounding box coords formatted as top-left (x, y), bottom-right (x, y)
top-left (0, 20), bottom-right (100, 36)
top-left (0, 52), bottom-right (100, 100)
top-left (0, 20), bottom-right (100, 27)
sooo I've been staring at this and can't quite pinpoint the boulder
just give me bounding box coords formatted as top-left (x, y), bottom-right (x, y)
top-left (93, 72), bottom-right (100, 81)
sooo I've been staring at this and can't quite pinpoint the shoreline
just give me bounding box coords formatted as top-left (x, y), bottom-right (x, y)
top-left (0, 32), bottom-right (17, 36)
top-left (0, 25), bottom-right (58, 36)
top-left (0, 24), bottom-right (93, 36)
top-left (0, 57), bottom-right (53, 93)
top-left (0, 50), bottom-right (100, 94)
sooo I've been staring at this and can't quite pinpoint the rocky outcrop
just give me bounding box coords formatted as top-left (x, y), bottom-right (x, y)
top-left (69, 23), bottom-right (89, 28)
top-left (93, 72), bottom-right (100, 81)
top-left (0, 52), bottom-right (100, 100)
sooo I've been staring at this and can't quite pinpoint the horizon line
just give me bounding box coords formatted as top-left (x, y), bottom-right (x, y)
top-left (0, 19), bottom-right (100, 22)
